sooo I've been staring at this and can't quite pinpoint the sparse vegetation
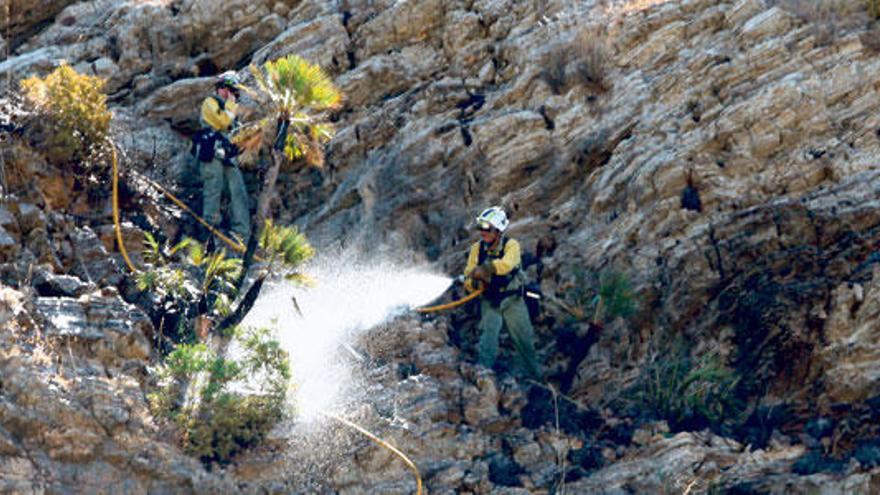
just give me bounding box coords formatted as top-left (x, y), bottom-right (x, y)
top-left (541, 48), bottom-right (569, 94)
top-left (540, 28), bottom-right (610, 96)
top-left (20, 63), bottom-right (112, 178)
top-left (560, 268), bottom-right (637, 328)
top-left (572, 29), bottom-right (610, 93)
top-left (773, 0), bottom-right (876, 45)
top-left (147, 326), bottom-right (291, 465)
top-left (631, 342), bottom-right (744, 431)
top-left (137, 234), bottom-right (242, 346)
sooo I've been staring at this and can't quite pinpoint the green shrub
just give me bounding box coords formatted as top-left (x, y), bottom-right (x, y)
top-left (137, 234), bottom-right (242, 344)
top-left (561, 268), bottom-right (637, 326)
top-left (631, 344), bottom-right (744, 430)
top-left (148, 327), bottom-right (291, 465)
top-left (20, 63), bottom-right (112, 173)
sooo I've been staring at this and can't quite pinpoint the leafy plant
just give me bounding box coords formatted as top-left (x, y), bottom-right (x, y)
top-left (148, 327), bottom-right (291, 465)
top-left (137, 235), bottom-right (241, 345)
top-left (631, 344), bottom-right (744, 431)
top-left (215, 220), bottom-right (315, 333)
top-left (560, 268), bottom-right (637, 327)
top-left (20, 63), bottom-right (112, 174)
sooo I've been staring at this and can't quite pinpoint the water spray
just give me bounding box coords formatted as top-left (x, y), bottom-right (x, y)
top-left (242, 258), bottom-right (459, 493)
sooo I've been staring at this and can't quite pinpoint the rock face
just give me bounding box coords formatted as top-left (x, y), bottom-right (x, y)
top-left (2, 0), bottom-right (880, 492)
top-left (0, 285), bottom-right (236, 493)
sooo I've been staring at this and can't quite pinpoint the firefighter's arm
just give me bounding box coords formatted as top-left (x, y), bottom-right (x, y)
top-left (463, 243), bottom-right (480, 292)
top-left (490, 239), bottom-right (521, 276)
top-left (201, 97), bottom-right (234, 131)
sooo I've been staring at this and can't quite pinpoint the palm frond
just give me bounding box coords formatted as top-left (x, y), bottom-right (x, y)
top-left (169, 238), bottom-right (192, 257)
top-left (260, 55), bottom-right (341, 111)
top-left (284, 272), bottom-right (316, 287)
top-left (259, 219), bottom-right (315, 271)
top-left (187, 240), bottom-right (206, 266)
top-left (310, 123), bottom-right (335, 143)
top-left (142, 232), bottom-right (162, 265)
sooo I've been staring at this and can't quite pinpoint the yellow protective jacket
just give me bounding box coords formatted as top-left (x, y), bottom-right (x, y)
top-left (200, 95), bottom-right (238, 133)
top-left (463, 237), bottom-right (522, 295)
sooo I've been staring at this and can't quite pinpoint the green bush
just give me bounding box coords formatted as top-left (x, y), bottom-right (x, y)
top-left (137, 235), bottom-right (242, 344)
top-left (148, 327), bottom-right (291, 465)
top-left (20, 63), bottom-right (112, 173)
top-left (631, 344), bottom-right (744, 431)
top-left (561, 268), bottom-right (637, 326)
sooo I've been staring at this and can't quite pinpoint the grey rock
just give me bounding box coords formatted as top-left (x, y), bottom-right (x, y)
top-left (33, 291), bottom-right (151, 364)
top-left (31, 264), bottom-right (91, 297)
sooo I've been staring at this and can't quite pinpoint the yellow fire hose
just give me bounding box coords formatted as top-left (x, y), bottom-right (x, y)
top-left (111, 144), bottom-right (138, 273)
top-left (324, 412), bottom-right (423, 495)
top-left (133, 171), bottom-right (247, 255)
top-left (415, 288), bottom-right (483, 313)
top-left (111, 142), bottom-right (252, 274)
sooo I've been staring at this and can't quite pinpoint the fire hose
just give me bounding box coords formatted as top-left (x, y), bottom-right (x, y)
top-left (111, 142), bottom-right (252, 274)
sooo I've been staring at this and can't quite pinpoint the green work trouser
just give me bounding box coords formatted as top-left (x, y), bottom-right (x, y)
top-left (478, 296), bottom-right (541, 379)
top-left (200, 158), bottom-right (250, 242)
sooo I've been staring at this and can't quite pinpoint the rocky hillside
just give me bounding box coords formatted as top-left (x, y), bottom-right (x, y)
top-left (3, 0), bottom-right (880, 493)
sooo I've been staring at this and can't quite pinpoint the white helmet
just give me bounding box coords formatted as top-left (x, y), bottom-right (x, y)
top-left (475, 206), bottom-right (509, 233)
top-left (215, 71), bottom-right (241, 92)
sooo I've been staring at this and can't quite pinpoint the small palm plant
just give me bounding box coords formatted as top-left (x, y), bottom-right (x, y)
top-left (216, 220), bottom-right (315, 332)
top-left (138, 234), bottom-right (243, 343)
top-left (235, 55), bottom-right (342, 231)
top-left (591, 270), bottom-right (636, 328)
top-left (560, 268), bottom-right (637, 331)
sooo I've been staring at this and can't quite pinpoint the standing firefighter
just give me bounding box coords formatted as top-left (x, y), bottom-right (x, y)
top-left (464, 207), bottom-right (541, 379)
top-left (192, 71), bottom-right (251, 243)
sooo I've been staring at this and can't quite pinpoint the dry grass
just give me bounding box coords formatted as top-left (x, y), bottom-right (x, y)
top-left (572, 29), bottom-right (611, 93)
top-left (540, 48), bottom-right (569, 94)
top-left (540, 28), bottom-right (611, 96)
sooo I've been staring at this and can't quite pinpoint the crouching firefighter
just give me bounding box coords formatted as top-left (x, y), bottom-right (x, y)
top-left (464, 206), bottom-right (542, 379)
top-left (190, 71), bottom-right (251, 243)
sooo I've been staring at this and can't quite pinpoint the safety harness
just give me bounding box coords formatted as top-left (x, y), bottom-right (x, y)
top-left (190, 95), bottom-right (239, 165)
top-left (478, 237), bottom-right (525, 305)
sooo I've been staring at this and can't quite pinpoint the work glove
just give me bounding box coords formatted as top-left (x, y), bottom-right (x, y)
top-left (464, 276), bottom-right (484, 293)
top-left (471, 262), bottom-right (495, 283)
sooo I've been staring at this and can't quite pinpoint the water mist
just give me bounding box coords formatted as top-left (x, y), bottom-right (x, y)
top-left (242, 256), bottom-right (452, 421)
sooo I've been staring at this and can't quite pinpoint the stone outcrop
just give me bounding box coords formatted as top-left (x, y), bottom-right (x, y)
top-left (0, 285), bottom-right (236, 493)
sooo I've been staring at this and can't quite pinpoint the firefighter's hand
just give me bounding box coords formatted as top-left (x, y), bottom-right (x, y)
top-left (464, 277), bottom-right (484, 293)
top-left (471, 264), bottom-right (492, 283)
